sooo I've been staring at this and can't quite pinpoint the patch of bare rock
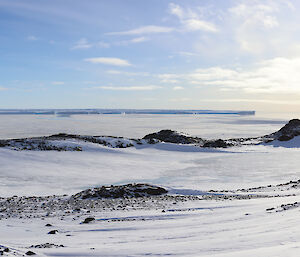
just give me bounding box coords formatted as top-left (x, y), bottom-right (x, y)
top-left (143, 130), bottom-right (203, 144)
top-left (73, 183), bottom-right (168, 199)
top-left (266, 201), bottom-right (300, 213)
top-left (30, 243), bottom-right (64, 248)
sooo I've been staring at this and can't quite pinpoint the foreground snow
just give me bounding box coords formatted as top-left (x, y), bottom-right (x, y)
top-left (1, 192), bottom-right (300, 256)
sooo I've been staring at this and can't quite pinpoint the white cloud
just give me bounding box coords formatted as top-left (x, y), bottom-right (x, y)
top-left (230, 3), bottom-right (279, 29)
top-left (169, 3), bottom-right (185, 19)
top-left (190, 67), bottom-right (238, 81)
top-left (192, 57), bottom-right (300, 93)
top-left (115, 37), bottom-right (149, 46)
top-left (169, 3), bottom-right (218, 33)
top-left (158, 57), bottom-right (300, 94)
top-left (129, 37), bottom-right (148, 43)
top-left (94, 85), bottom-right (161, 91)
top-left (202, 98), bottom-right (300, 105)
top-left (107, 4), bottom-right (217, 39)
top-left (228, 1), bottom-right (294, 54)
top-left (72, 38), bottom-right (109, 50)
top-left (184, 19), bottom-right (218, 32)
top-left (84, 57), bottom-right (131, 66)
top-left (158, 73), bottom-right (180, 84)
top-left (161, 79), bottom-right (179, 84)
top-left (107, 25), bottom-right (174, 35)
top-left (173, 86), bottom-right (184, 90)
top-left (158, 73), bottom-right (180, 80)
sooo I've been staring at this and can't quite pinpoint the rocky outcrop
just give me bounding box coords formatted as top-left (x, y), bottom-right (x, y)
top-left (0, 134), bottom-right (143, 151)
top-left (30, 243), bottom-right (64, 248)
top-left (143, 130), bottom-right (203, 144)
top-left (268, 119), bottom-right (300, 141)
top-left (73, 183), bottom-right (168, 199)
top-left (82, 217), bottom-right (95, 224)
top-left (202, 139), bottom-right (232, 148)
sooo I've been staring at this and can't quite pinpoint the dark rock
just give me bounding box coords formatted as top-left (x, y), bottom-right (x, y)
top-left (45, 223), bottom-right (52, 227)
top-left (3, 248), bottom-right (9, 252)
top-left (278, 135), bottom-right (292, 141)
top-left (266, 207), bottom-right (275, 211)
top-left (203, 139), bottom-right (231, 148)
top-left (82, 217), bottom-right (95, 224)
top-left (73, 183), bottom-right (168, 199)
top-left (26, 251), bottom-right (36, 256)
top-left (269, 119), bottom-right (300, 141)
top-left (143, 130), bottom-right (203, 144)
top-left (0, 140), bottom-right (8, 147)
top-left (31, 243), bottom-right (64, 248)
top-left (48, 230), bottom-right (58, 234)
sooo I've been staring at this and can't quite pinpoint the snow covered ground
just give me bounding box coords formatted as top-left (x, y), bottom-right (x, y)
top-left (1, 114), bottom-right (300, 256)
top-left (1, 193), bottom-right (300, 256)
top-left (1, 142), bottom-right (300, 196)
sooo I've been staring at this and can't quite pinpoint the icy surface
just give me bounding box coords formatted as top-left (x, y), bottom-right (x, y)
top-left (0, 113), bottom-right (288, 139)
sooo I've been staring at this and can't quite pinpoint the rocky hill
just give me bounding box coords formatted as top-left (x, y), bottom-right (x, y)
top-left (267, 119), bottom-right (300, 141)
top-left (143, 130), bottom-right (203, 144)
top-left (73, 183), bottom-right (168, 199)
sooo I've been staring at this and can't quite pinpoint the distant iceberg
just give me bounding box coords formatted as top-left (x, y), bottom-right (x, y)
top-left (0, 109), bottom-right (255, 116)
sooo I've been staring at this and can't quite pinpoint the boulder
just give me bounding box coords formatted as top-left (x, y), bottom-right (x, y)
top-left (48, 230), bottom-right (58, 234)
top-left (82, 217), bottom-right (95, 224)
top-left (26, 251), bottom-right (36, 256)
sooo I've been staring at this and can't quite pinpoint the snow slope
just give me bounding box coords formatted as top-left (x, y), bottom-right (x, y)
top-left (265, 135), bottom-right (300, 148)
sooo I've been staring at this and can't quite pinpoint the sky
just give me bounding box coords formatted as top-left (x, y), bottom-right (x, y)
top-left (1, 0), bottom-right (300, 112)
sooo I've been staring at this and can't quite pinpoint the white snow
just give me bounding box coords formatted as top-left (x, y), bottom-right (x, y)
top-left (1, 196), bottom-right (300, 256)
top-left (264, 135), bottom-right (300, 148)
top-left (1, 114), bottom-right (300, 256)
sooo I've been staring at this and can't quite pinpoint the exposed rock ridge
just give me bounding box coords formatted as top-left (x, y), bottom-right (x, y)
top-left (268, 119), bottom-right (300, 141)
top-left (0, 134), bottom-right (148, 151)
top-left (143, 130), bottom-right (203, 144)
top-left (73, 183), bottom-right (168, 199)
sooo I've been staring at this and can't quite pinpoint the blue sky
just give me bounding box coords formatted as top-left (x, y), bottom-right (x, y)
top-left (1, 0), bottom-right (300, 111)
